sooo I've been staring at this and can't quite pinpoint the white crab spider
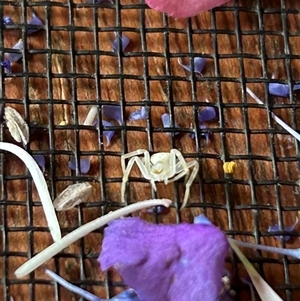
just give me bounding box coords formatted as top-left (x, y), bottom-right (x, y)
top-left (121, 149), bottom-right (199, 209)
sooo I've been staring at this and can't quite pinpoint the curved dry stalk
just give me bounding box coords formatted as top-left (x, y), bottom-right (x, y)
top-left (15, 198), bottom-right (172, 278)
top-left (0, 142), bottom-right (61, 242)
top-left (84, 105), bottom-right (98, 125)
top-left (228, 239), bottom-right (283, 301)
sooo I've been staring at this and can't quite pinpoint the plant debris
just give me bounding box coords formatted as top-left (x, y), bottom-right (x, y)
top-left (53, 182), bottom-right (93, 211)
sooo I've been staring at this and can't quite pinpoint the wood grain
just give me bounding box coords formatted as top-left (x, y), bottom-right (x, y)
top-left (1, 0), bottom-right (300, 300)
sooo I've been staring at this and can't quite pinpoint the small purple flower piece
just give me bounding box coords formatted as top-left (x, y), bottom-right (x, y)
top-left (27, 12), bottom-right (43, 34)
top-left (269, 83), bottom-right (289, 97)
top-left (200, 124), bottom-right (210, 143)
top-left (161, 113), bottom-right (180, 136)
top-left (33, 154), bottom-right (46, 172)
top-left (129, 106), bottom-right (149, 121)
top-left (146, 205), bottom-right (164, 214)
top-left (102, 105), bottom-right (122, 125)
top-left (268, 218), bottom-right (298, 242)
top-left (3, 16), bottom-right (14, 25)
top-left (269, 83), bottom-right (300, 97)
top-left (112, 33), bottom-right (130, 52)
top-left (178, 57), bottom-right (206, 75)
top-left (193, 214), bottom-right (212, 225)
top-left (87, 0), bottom-right (114, 3)
top-left (93, 118), bottom-right (116, 146)
top-left (68, 157), bottom-right (91, 174)
top-left (99, 217), bottom-right (229, 301)
top-left (102, 120), bottom-right (115, 146)
top-left (198, 107), bottom-right (216, 122)
top-left (6, 39), bottom-right (23, 62)
top-left (190, 125), bottom-right (210, 143)
top-left (1, 60), bottom-right (12, 73)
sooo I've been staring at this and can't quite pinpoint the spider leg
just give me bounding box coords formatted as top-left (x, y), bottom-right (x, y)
top-left (121, 149), bottom-right (149, 174)
top-left (121, 156), bottom-right (153, 202)
top-left (180, 160), bottom-right (199, 210)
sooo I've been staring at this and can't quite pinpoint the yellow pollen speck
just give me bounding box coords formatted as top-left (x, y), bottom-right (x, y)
top-left (223, 161), bottom-right (236, 174)
top-left (59, 121), bottom-right (67, 125)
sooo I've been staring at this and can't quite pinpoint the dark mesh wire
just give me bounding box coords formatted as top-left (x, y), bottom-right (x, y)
top-left (1, 0), bottom-right (300, 301)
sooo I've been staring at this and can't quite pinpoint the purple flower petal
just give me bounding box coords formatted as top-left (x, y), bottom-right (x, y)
top-left (3, 16), bottom-right (14, 25)
top-left (27, 12), bottom-right (43, 34)
top-left (200, 124), bottom-right (210, 143)
top-left (161, 113), bottom-right (180, 136)
top-left (68, 157), bottom-right (91, 174)
top-left (33, 154), bottom-right (46, 173)
top-left (198, 107), bottom-right (216, 122)
top-left (129, 106), bottom-right (149, 121)
top-left (98, 217), bottom-right (229, 301)
top-left (6, 39), bottom-right (23, 62)
top-left (146, 205), bottom-right (164, 214)
top-left (268, 83), bottom-right (290, 97)
top-left (112, 34), bottom-right (130, 52)
top-left (193, 214), bottom-right (212, 225)
top-left (268, 218), bottom-right (298, 242)
top-left (269, 83), bottom-right (300, 97)
top-left (102, 105), bottom-right (122, 125)
top-left (1, 60), bottom-right (12, 73)
top-left (178, 57), bottom-right (206, 75)
top-left (87, 0), bottom-right (114, 3)
top-left (102, 120), bottom-right (115, 146)
top-left (93, 118), bottom-right (116, 146)
top-left (294, 84), bottom-right (300, 92)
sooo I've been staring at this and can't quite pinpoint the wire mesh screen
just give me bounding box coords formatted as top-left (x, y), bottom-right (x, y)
top-left (1, 0), bottom-right (300, 300)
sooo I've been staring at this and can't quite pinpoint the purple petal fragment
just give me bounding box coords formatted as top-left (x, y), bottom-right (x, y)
top-left (102, 105), bottom-right (122, 125)
top-left (129, 106), bottom-right (149, 121)
top-left (1, 60), bottom-right (12, 73)
top-left (87, 0), bottom-right (114, 3)
top-left (198, 107), bottom-right (216, 122)
top-left (27, 12), bottom-right (43, 34)
top-left (6, 39), bottom-right (23, 62)
top-left (178, 57), bottom-right (206, 75)
top-left (112, 34), bottom-right (130, 52)
top-left (102, 120), bottom-right (115, 146)
top-left (3, 16), bottom-right (14, 25)
top-left (146, 205), bottom-right (164, 214)
top-left (189, 124), bottom-right (210, 143)
top-left (161, 113), bottom-right (180, 136)
top-left (268, 219), bottom-right (298, 242)
top-left (68, 157), bottom-right (91, 174)
top-left (293, 84), bottom-right (300, 92)
top-left (193, 214), bottom-right (212, 225)
top-left (99, 217), bottom-right (229, 301)
top-left (33, 154), bottom-right (46, 172)
top-left (268, 83), bottom-right (290, 97)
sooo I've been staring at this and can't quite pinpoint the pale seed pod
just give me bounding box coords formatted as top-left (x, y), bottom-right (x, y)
top-left (4, 106), bottom-right (29, 145)
top-left (53, 182), bottom-right (93, 211)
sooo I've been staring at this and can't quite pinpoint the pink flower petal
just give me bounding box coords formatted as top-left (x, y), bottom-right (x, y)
top-left (145, 0), bottom-right (230, 18)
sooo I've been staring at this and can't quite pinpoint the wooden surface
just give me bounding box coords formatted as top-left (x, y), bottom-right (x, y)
top-left (1, 0), bottom-right (300, 300)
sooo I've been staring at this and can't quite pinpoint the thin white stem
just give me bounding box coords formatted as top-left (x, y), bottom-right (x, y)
top-left (229, 238), bottom-right (300, 259)
top-left (84, 105), bottom-right (98, 125)
top-left (15, 198), bottom-right (172, 278)
top-left (229, 239), bottom-right (284, 301)
top-left (246, 87), bottom-right (300, 142)
top-left (0, 142), bottom-right (61, 242)
top-left (45, 269), bottom-right (102, 301)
